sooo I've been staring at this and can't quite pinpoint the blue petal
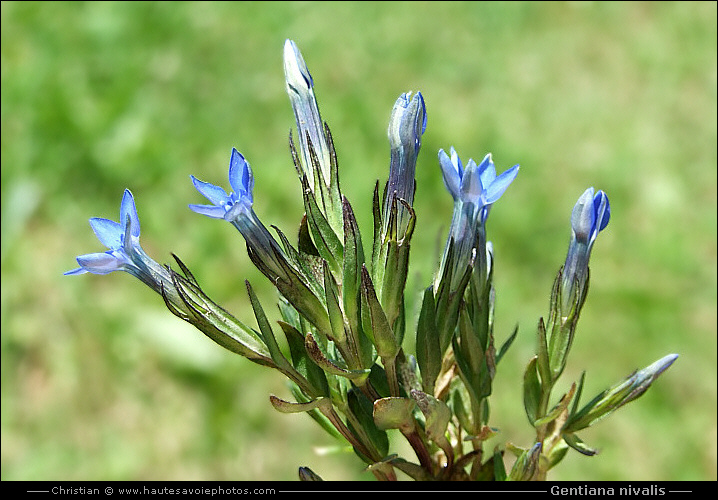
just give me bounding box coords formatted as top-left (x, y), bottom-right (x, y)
top-left (75, 252), bottom-right (127, 275)
top-left (484, 164), bottom-right (519, 204)
top-left (191, 175), bottom-right (230, 206)
top-left (594, 191), bottom-right (610, 231)
top-left (120, 189), bottom-right (141, 238)
top-left (415, 92), bottom-right (427, 135)
top-left (188, 203), bottom-right (227, 219)
top-left (228, 148), bottom-right (254, 203)
top-left (478, 154), bottom-right (497, 189)
top-left (64, 267), bottom-right (88, 276)
top-left (450, 147), bottom-right (463, 175)
top-left (89, 217), bottom-right (123, 249)
top-left (571, 188), bottom-right (595, 242)
top-left (438, 149), bottom-right (461, 200)
top-left (284, 39), bottom-right (313, 89)
top-left (460, 158), bottom-right (483, 202)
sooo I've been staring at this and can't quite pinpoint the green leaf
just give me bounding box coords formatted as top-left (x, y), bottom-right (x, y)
top-left (411, 390), bottom-right (452, 457)
top-left (534, 382), bottom-right (576, 427)
top-left (245, 280), bottom-right (291, 370)
top-left (523, 356), bottom-right (542, 426)
top-left (347, 388), bottom-right (389, 461)
top-left (323, 260), bottom-right (347, 347)
top-left (278, 321), bottom-right (329, 397)
top-left (301, 173), bottom-right (343, 276)
top-left (493, 448), bottom-right (507, 481)
top-left (496, 324), bottom-right (518, 365)
top-left (563, 433), bottom-right (598, 456)
top-left (372, 397), bottom-right (416, 432)
top-left (269, 394), bottom-right (330, 414)
top-left (547, 439), bottom-right (570, 469)
top-left (564, 354), bottom-right (678, 432)
top-left (360, 265), bottom-right (398, 360)
top-left (304, 332), bottom-right (370, 384)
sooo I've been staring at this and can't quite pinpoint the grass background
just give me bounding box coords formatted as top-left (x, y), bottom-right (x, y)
top-left (2, 1), bottom-right (716, 481)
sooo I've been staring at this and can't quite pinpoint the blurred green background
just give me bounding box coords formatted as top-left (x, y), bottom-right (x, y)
top-left (2, 1), bottom-right (715, 481)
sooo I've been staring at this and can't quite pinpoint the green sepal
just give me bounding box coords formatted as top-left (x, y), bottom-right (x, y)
top-left (546, 267), bottom-right (589, 382)
top-left (523, 356), bottom-right (542, 426)
top-left (563, 433), bottom-right (598, 456)
top-left (372, 397), bottom-right (416, 433)
top-left (304, 332), bottom-right (370, 385)
top-left (164, 259), bottom-right (272, 367)
top-left (271, 223), bottom-right (326, 303)
top-left (415, 286), bottom-right (441, 395)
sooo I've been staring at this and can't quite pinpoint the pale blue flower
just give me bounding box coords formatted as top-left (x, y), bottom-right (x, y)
top-left (284, 39), bottom-right (331, 188)
top-left (436, 148), bottom-right (519, 290)
top-left (439, 147), bottom-right (519, 223)
top-left (384, 91), bottom-right (426, 236)
top-left (189, 148), bottom-right (254, 221)
top-left (65, 189), bottom-right (174, 297)
top-left (189, 148), bottom-right (282, 263)
top-left (190, 147), bottom-right (331, 333)
top-left (561, 187), bottom-right (610, 312)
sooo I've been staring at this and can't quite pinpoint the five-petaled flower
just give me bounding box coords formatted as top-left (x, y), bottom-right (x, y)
top-left (560, 187), bottom-right (610, 313)
top-left (436, 147), bottom-right (519, 290)
top-left (65, 189), bottom-right (177, 301)
top-left (189, 147), bottom-right (331, 333)
top-left (189, 147), bottom-right (254, 222)
top-left (189, 148), bottom-right (283, 273)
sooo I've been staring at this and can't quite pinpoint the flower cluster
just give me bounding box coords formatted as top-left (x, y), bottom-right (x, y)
top-left (67, 40), bottom-right (677, 481)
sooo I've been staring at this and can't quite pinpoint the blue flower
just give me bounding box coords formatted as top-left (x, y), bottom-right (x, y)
top-left (65, 189), bottom-right (174, 297)
top-left (384, 91), bottom-right (426, 237)
top-left (190, 147), bottom-right (332, 334)
top-left (436, 148), bottom-right (519, 290)
top-left (189, 148), bottom-right (282, 261)
top-left (561, 187), bottom-right (610, 312)
top-left (189, 148), bottom-right (254, 222)
top-left (439, 147), bottom-right (519, 222)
